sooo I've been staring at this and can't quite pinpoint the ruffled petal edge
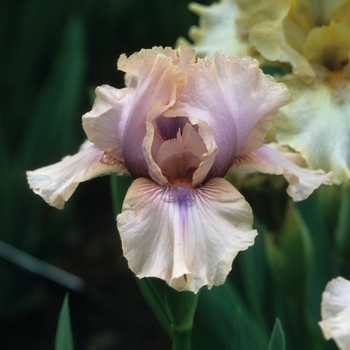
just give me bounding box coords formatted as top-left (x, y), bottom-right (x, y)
top-left (230, 143), bottom-right (332, 201)
top-left (27, 141), bottom-right (128, 209)
top-left (117, 177), bottom-right (257, 292)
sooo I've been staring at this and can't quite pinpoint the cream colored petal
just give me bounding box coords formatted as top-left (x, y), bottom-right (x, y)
top-left (230, 144), bottom-right (332, 201)
top-left (307, 0), bottom-right (341, 25)
top-left (332, 0), bottom-right (350, 25)
top-left (283, 0), bottom-right (316, 53)
top-left (247, 0), bottom-right (315, 80)
top-left (275, 75), bottom-right (350, 184)
top-left (303, 22), bottom-right (350, 71)
top-left (177, 0), bottom-right (250, 57)
top-left (236, 0), bottom-right (288, 25)
top-left (117, 177), bottom-right (257, 293)
top-left (27, 141), bottom-right (127, 209)
top-left (319, 277), bottom-right (350, 350)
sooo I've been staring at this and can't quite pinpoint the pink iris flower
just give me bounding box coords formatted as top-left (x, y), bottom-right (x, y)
top-left (27, 47), bottom-right (331, 293)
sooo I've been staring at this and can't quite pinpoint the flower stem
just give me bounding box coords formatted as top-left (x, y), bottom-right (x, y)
top-left (172, 329), bottom-right (192, 350)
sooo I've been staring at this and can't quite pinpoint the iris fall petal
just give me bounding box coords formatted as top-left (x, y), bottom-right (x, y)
top-left (230, 143), bottom-right (332, 201)
top-left (117, 177), bottom-right (257, 293)
top-left (27, 141), bottom-right (127, 209)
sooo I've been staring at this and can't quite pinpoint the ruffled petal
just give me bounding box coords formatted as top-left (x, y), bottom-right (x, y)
top-left (230, 143), bottom-right (332, 201)
top-left (303, 22), bottom-right (350, 71)
top-left (275, 75), bottom-right (350, 184)
top-left (174, 52), bottom-right (291, 177)
top-left (83, 85), bottom-right (135, 161)
top-left (177, 0), bottom-right (251, 57)
top-left (55, 47), bottom-right (196, 185)
top-left (246, 0), bottom-right (316, 80)
top-left (282, 0), bottom-right (316, 52)
top-left (118, 46), bottom-right (196, 75)
top-left (27, 141), bottom-right (128, 209)
top-left (107, 47), bottom-right (194, 178)
top-left (319, 277), bottom-right (350, 350)
top-left (117, 177), bottom-right (257, 293)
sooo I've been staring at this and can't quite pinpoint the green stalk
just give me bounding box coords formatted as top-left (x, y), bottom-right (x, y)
top-left (172, 329), bottom-right (192, 350)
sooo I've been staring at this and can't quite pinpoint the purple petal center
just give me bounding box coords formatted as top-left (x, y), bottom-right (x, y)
top-left (168, 179), bottom-right (195, 205)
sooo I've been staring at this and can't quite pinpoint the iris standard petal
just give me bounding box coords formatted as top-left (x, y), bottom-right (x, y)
top-left (175, 52), bottom-right (291, 177)
top-left (116, 47), bottom-right (194, 178)
top-left (117, 177), bottom-right (257, 293)
top-left (83, 85), bottom-right (135, 161)
top-left (319, 277), bottom-right (350, 350)
top-left (230, 143), bottom-right (332, 201)
top-left (275, 75), bottom-right (350, 184)
top-left (27, 141), bottom-right (127, 209)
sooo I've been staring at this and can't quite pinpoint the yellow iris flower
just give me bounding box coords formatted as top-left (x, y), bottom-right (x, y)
top-left (180, 0), bottom-right (350, 184)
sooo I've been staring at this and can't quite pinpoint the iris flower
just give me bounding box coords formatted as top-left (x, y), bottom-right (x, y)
top-left (180, 0), bottom-right (350, 184)
top-left (319, 277), bottom-right (350, 349)
top-left (27, 47), bottom-right (331, 292)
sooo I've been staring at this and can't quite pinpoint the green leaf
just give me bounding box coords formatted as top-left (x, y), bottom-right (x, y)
top-left (260, 65), bottom-right (287, 77)
top-left (264, 200), bottom-right (314, 349)
top-left (192, 279), bottom-right (269, 350)
top-left (335, 186), bottom-right (350, 263)
top-left (55, 293), bottom-right (74, 350)
top-left (137, 278), bottom-right (199, 350)
top-left (296, 190), bottom-right (334, 348)
top-left (264, 200), bottom-right (313, 305)
top-left (238, 223), bottom-right (269, 330)
top-left (135, 278), bottom-right (172, 335)
top-left (164, 285), bottom-right (200, 350)
top-left (110, 175), bottom-right (133, 215)
top-left (268, 319), bottom-right (285, 350)
top-left (21, 15), bottom-right (86, 167)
